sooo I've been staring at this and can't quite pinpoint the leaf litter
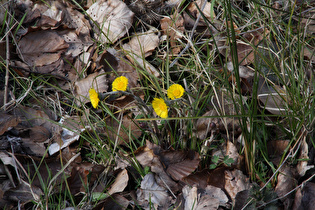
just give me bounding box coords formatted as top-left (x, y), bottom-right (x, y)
top-left (0, 0), bottom-right (314, 209)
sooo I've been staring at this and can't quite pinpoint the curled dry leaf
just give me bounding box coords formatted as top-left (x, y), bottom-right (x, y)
top-left (67, 163), bottom-right (105, 195)
top-left (108, 169), bottom-right (129, 195)
top-left (137, 173), bottom-right (169, 206)
top-left (59, 30), bottom-right (93, 58)
top-left (2, 179), bottom-right (42, 204)
top-left (87, 0), bottom-right (134, 44)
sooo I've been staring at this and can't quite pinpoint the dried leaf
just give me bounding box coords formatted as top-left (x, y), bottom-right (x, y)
top-left (196, 195), bottom-right (220, 210)
top-left (67, 163), bottom-right (105, 195)
top-left (204, 185), bottom-right (229, 206)
top-left (108, 169), bottom-right (128, 195)
top-left (3, 180), bottom-right (42, 204)
top-left (87, 0), bottom-right (134, 44)
top-left (226, 141), bottom-right (242, 168)
top-left (275, 164), bottom-right (296, 209)
top-left (182, 185), bottom-right (198, 210)
top-left (18, 30), bottom-right (69, 67)
top-left (0, 113), bottom-right (20, 135)
top-left (135, 145), bottom-right (155, 167)
top-left (296, 138), bottom-right (314, 177)
top-left (224, 169), bottom-right (251, 205)
top-left (95, 194), bottom-right (129, 209)
top-left (159, 150), bottom-right (200, 181)
top-left (123, 29), bottom-right (159, 58)
top-left (137, 173), bottom-right (169, 206)
top-left (187, 0), bottom-right (216, 21)
top-left (160, 13), bottom-right (184, 54)
top-left (59, 29), bottom-right (93, 57)
top-left (293, 182), bottom-right (315, 210)
top-left (267, 140), bottom-right (290, 157)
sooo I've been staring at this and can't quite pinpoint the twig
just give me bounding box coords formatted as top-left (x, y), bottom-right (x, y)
top-left (4, 11), bottom-right (11, 111)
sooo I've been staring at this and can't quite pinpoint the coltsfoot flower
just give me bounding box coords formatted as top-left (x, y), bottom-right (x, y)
top-left (167, 84), bottom-right (185, 100)
top-left (112, 76), bottom-right (128, 92)
top-left (89, 88), bottom-right (100, 108)
top-left (152, 98), bottom-right (168, 118)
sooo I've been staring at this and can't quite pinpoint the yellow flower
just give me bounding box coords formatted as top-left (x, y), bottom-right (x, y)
top-left (167, 84), bottom-right (185, 100)
top-left (89, 88), bottom-right (100, 108)
top-left (152, 98), bottom-right (168, 118)
top-left (112, 76), bottom-right (128, 92)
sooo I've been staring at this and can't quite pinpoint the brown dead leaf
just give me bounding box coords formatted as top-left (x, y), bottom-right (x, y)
top-left (275, 164), bottom-right (296, 209)
top-left (10, 105), bottom-right (57, 132)
top-left (224, 169), bottom-right (251, 205)
top-left (296, 138), bottom-right (314, 177)
top-left (160, 12), bottom-right (185, 54)
top-left (293, 182), bottom-right (315, 210)
top-left (159, 150), bottom-right (200, 181)
top-left (0, 113), bottom-right (20, 135)
top-left (187, 0), bottom-right (216, 21)
top-left (137, 173), bottom-right (169, 207)
top-left (2, 180), bottom-right (42, 205)
top-left (267, 139), bottom-right (290, 158)
top-left (87, 0), bottom-right (134, 44)
top-left (108, 169), bottom-right (129, 195)
top-left (67, 162), bottom-right (105, 195)
top-left (135, 145), bottom-right (155, 167)
top-left (226, 140), bottom-right (242, 168)
top-left (182, 167), bottom-right (227, 190)
top-left (123, 29), bottom-right (159, 58)
top-left (58, 29), bottom-right (93, 58)
top-left (18, 30), bottom-right (69, 67)
top-left (94, 194), bottom-right (129, 210)
top-left (135, 142), bottom-right (179, 192)
top-left (20, 136), bottom-right (48, 157)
